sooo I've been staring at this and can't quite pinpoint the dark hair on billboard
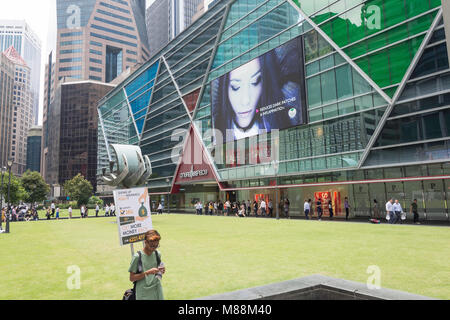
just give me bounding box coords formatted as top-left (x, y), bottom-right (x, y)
top-left (212, 50), bottom-right (288, 142)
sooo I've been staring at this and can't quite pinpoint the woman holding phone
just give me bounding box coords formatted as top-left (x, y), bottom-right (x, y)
top-left (129, 230), bottom-right (166, 300)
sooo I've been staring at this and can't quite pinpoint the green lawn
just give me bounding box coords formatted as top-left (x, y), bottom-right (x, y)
top-left (1, 215), bottom-right (449, 300)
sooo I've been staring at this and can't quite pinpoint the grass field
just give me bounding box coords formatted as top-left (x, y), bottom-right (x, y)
top-left (1, 214), bottom-right (449, 300)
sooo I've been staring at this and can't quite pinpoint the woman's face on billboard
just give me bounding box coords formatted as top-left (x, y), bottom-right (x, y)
top-left (228, 58), bottom-right (262, 129)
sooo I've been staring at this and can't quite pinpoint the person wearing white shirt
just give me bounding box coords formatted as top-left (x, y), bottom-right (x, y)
top-left (105, 204), bottom-right (110, 216)
top-left (260, 200), bottom-right (267, 217)
top-left (304, 200), bottom-right (311, 220)
top-left (386, 199), bottom-right (394, 224)
top-left (393, 200), bottom-right (403, 224)
top-left (157, 203), bottom-right (163, 215)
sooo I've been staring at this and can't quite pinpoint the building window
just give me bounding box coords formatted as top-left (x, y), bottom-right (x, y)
top-left (105, 45), bottom-right (123, 82)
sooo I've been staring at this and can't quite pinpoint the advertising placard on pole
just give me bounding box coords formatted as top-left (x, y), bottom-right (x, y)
top-left (113, 187), bottom-right (153, 246)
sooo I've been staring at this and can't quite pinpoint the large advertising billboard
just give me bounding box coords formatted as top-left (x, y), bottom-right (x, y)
top-left (211, 36), bottom-right (307, 143)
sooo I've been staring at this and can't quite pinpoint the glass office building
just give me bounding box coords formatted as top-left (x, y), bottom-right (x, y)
top-left (98, 0), bottom-right (450, 222)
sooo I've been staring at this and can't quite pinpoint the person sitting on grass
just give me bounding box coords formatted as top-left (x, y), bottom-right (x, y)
top-left (236, 204), bottom-right (246, 218)
top-left (129, 230), bottom-right (166, 300)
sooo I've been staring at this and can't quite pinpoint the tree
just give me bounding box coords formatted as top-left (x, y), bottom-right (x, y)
top-left (63, 174), bottom-right (93, 207)
top-left (0, 172), bottom-right (28, 205)
top-left (88, 196), bottom-right (104, 207)
top-left (21, 171), bottom-right (50, 205)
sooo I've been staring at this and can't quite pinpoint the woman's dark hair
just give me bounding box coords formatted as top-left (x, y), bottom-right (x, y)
top-left (212, 51), bottom-right (288, 141)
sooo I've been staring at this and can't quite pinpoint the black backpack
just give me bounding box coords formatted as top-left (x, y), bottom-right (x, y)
top-left (123, 250), bottom-right (161, 301)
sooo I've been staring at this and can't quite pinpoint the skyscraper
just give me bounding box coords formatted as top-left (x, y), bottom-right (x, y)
top-left (55, 0), bottom-right (150, 83)
top-left (42, 0), bottom-right (149, 195)
top-left (44, 80), bottom-right (114, 193)
top-left (26, 126), bottom-right (42, 173)
top-left (146, 0), bottom-right (203, 57)
top-left (0, 52), bottom-right (14, 169)
top-left (3, 46), bottom-right (33, 175)
top-left (0, 20), bottom-right (42, 126)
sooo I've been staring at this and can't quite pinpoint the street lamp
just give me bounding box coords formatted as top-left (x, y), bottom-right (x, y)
top-left (0, 167), bottom-right (5, 229)
top-left (5, 159), bottom-right (12, 234)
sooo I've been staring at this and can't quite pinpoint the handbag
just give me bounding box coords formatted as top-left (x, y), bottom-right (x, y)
top-left (123, 251), bottom-right (143, 301)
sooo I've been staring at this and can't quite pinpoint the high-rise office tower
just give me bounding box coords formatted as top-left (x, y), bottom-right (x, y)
top-left (3, 46), bottom-right (33, 175)
top-left (44, 80), bottom-right (114, 193)
top-left (26, 126), bottom-right (42, 173)
top-left (146, 0), bottom-right (202, 57)
top-left (55, 0), bottom-right (150, 83)
top-left (0, 52), bottom-right (14, 169)
top-left (192, 0), bottom-right (220, 23)
top-left (0, 20), bottom-right (42, 126)
top-left (42, 0), bottom-right (149, 194)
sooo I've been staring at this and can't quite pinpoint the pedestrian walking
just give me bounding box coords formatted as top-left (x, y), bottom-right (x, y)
top-left (157, 202), bottom-right (163, 215)
top-left (260, 199), bottom-right (267, 217)
top-left (110, 203), bottom-right (116, 216)
top-left (303, 200), bottom-right (310, 220)
top-left (284, 199), bottom-right (290, 219)
top-left (410, 199), bottom-right (420, 225)
top-left (51, 202), bottom-right (56, 217)
top-left (268, 200), bottom-right (273, 217)
top-left (224, 200), bottom-right (231, 216)
top-left (344, 198), bottom-right (350, 221)
top-left (218, 201), bottom-right (223, 215)
top-left (81, 205), bottom-right (85, 219)
top-left (105, 204), bottom-right (110, 216)
top-left (386, 199), bottom-right (394, 224)
top-left (328, 200), bottom-right (333, 220)
top-left (68, 206), bottom-right (73, 219)
top-left (55, 207), bottom-right (60, 220)
top-left (316, 198), bottom-right (323, 221)
top-left (95, 203), bottom-right (100, 217)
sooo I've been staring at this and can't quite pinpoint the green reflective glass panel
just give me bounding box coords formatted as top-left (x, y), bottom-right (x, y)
top-left (367, 33), bottom-right (387, 52)
top-left (383, 86), bottom-right (398, 98)
top-left (320, 54), bottom-right (334, 71)
top-left (309, 108), bottom-right (323, 122)
top-left (323, 103), bottom-right (338, 119)
top-left (389, 41), bottom-right (411, 85)
top-left (307, 76), bottom-right (322, 108)
top-left (369, 49), bottom-right (391, 88)
top-left (354, 94), bottom-right (374, 111)
top-left (336, 64), bottom-right (354, 100)
top-left (384, 0), bottom-right (408, 28)
top-left (388, 24), bottom-right (409, 44)
top-left (321, 70), bottom-right (337, 104)
top-left (408, 14), bottom-right (433, 36)
top-left (331, 15), bottom-right (349, 47)
top-left (306, 61), bottom-right (320, 76)
top-left (338, 99), bottom-right (355, 115)
top-left (405, 0), bottom-right (431, 19)
top-left (352, 66), bottom-right (372, 94)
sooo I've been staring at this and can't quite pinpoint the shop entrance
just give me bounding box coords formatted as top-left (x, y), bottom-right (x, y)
top-left (314, 191), bottom-right (342, 217)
